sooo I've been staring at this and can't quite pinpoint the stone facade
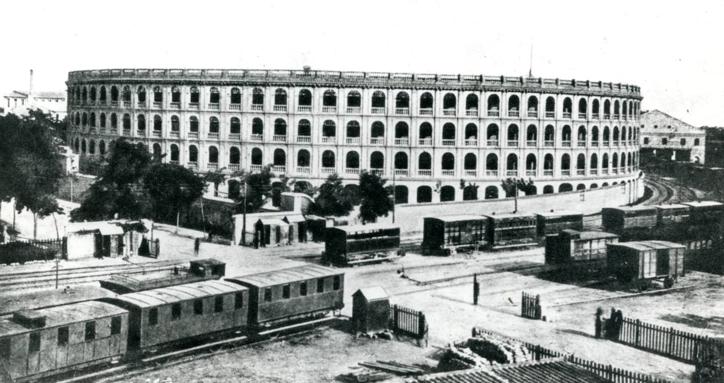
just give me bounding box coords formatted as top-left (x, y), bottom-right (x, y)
top-left (640, 109), bottom-right (705, 163)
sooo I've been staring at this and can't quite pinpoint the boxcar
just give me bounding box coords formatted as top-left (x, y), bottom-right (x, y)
top-left (0, 301), bottom-right (128, 382)
top-left (545, 230), bottom-right (619, 265)
top-left (535, 211), bottom-right (584, 237)
top-left (601, 206), bottom-right (658, 233)
top-left (323, 224), bottom-right (401, 265)
top-left (99, 259), bottom-right (226, 294)
top-left (682, 201), bottom-right (724, 225)
top-left (226, 264), bottom-right (344, 328)
top-left (422, 215), bottom-right (488, 255)
top-left (483, 213), bottom-right (538, 249)
top-left (655, 204), bottom-right (691, 226)
top-left (101, 280), bottom-right (248, 351)
top-left (606, 240), bottom-right (685, 287)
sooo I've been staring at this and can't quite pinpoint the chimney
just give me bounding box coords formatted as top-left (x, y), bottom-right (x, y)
top-left (29, 69), bottom-right (34, 96)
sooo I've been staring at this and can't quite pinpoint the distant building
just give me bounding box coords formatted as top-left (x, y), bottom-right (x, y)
top-left (2, 90), bottom-right (67, 121)
top-left (703, 126), bottom-right (724, 167)
top-left (640, 109), bottom-right (705, 163)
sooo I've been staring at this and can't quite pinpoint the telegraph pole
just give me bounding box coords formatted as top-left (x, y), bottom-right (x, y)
top-left (241, 180), bottom-right (247, 245)
top-left (392, 170), bottom-right (396, 223)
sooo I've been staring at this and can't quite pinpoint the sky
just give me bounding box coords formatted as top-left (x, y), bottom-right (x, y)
top-left (1, 0), bottom-right (723, 126)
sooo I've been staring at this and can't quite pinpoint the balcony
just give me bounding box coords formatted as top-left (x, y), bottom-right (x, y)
top-left (272, 165), bottom-right (286, 173)
top-left (170, 160), bottom-right (179, 165)
top-left (602, 169), bottom-right (609, 175)
top-left (111, 101), bottom-right (119, 107)
top-left (297, 105), bottom-right (312, 113)
top-left (321, 136), bottom-right (336, 144)
top-left (590, 169), bottom-right (598, 175)
top-left (371, 168), bottom-right (384, 176)
top-left (122, 129), bottom-right (131, 136)
top-left (592, 113), bottom-right (600, 119)
top-left (526, 170), bottom-right (536, 176)
top-left (321, 167), bottom-right (335, 175)
top-left (250, 164), bottom-right (263, 172)
top-left (466, 109), bottom-right (479, 117)
top-left (297, 135), bottom-right (311, 143)
top-left (250, 133), bottom-right (263, 141)
top-left (486, 170), bottom-right (499, 177)
top-left (561, 170), bottom-right (571, 176)
top-left (545, 111), bottom-right (555, 118)
top-left (603, 141), bottom-right (610, 147)
top-left (506, 170), bottom-right (518, 177)
top-left (528, 110), bottom-right (538, 118)
top-left (442, 139), bottom-right (455, 146)
top-left (418, 138), bottom-right (432, 146)
top-left (188, 102), bottom-right (199, 109)
top-left (154, 101), bottom-right (163, 108)
top-left (394, 169), bottom-right (409, 176)
top-left (418, 169), bottom-right (432, 176)
top-left (170, 102), bottom-right (181, 109)
top-left (591, 141), bottom-right (599, 147)
top-left (208, 163), bottom-right (219, 171)
top-left (577, 141), bottom-right (586, 147)
top-left (187, 161), bottom-right (198, 170)
top-left (110, 128), bottom-right (118, 135)
top-left (441, 169), bottom-right (455, 177)
top-left (395, 138), bottom-right (409, 146)
top-left (136, 129), bottom-right (145, 136)
top-left (228, 133), bottom-right (240, 140)
top-left (487, 140), bottom-right (499, 147)
top-left (419, 108), bottom-right (433, 116)
top-left (395, 107), bottom-right (410, 115)
top-left (562, 112), bottom-right (572, 119)
top-left (443, 108), bottom-right (456, 116)
top-left (137, 101), bottom-right (146, 108)
top-left (562, 140), bottom-right (572, 147)
top-left (346, 106), bottom-right (361, 114)
top-left (465, 139), bottom-right (478, 146)
top-left (371, 107), bottom-right (385, 114)
top-left (346, 168), bottom-right (360, 175)
top-left (322, 106), bottom-right (337, 113)
top-left (273, 105), bottom-right (287, 112)
top-left (296, 166), bottom-right (311, 175)
top-left (370, 137), bottom-right (384, 145)
top-left (229, 164), bottom-right (240, 172)
top-left (613, 114), bottom-right (620, 120)
top-left (346, 137), bottom-right (361, 144)
top-left (123, 101), bottom-right (132, 108)
top-left (577, 169), bottom-right (585, 175)
top-left (543, 170), bottom-right (553, 176)
top-left (487, 109), bottom-right (500, 117)
top-left (464, 170), bottom-right (476, 177)
top-left (508, 110), bottom-right (520, 117)
top-left (578, 113), bottom-right (587, 119)
top-left (251, 104), bottom-right (263, 111)
top-left (507, 140), bottom-right (519, 147)
top-left (612, 169), bottom-right (619, 174)
top-left (273, 134), bottom-right (287, 142)
top-left (544, 140), bottom-right (554, 147)
top-left (152, 130), bottom-right (162, 137)
top-left (208, 132), bottom-right (219, 139)
top-left (526, 140), bottom-right (537, 146)
top-left (604, 114), bottom-right (611, 119)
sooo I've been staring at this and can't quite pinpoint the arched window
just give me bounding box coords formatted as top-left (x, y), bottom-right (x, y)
top-left (418, 152), bottom-right (432, 170)
top-left (443, 93), bottom-right (456, 113)
top-left (347, 121), bottom-right (360, 139)
top-left (297, 149), bottom-right (311, 167)
top-left (230, 117), bottom-right (240, 134)
top-left (137, 115), bottom-right (146, 132)
top-left (99, 141), bottom-right (106, 155)
top-left (323, 90), bottom-right (337, 107)
top-left (526, 124), bottom-right (537, 146)
top-left (347, 91), bottom-right (361, 108)
top-left (544, 154), bottom-right (554, 174)
top-left (111, 86), bottom-right (119, 102)
top-left (603, 153), bottom-right (609, 170)
top-left (82, 112), bottom-right (88, 126)
top-left (190, 86), bottom-right (200, 103)
top-left (420, 92), bottom-right (434, 113)
top-left (122, 86), bottom-right (131, 102)
top-left (559, 183), bottom-right (573, 193)
top-left (371, 121), bottom-right (385, 139)
top-left (621, 126), bottom-right (627, 144)
top-left (298, 89), bottom-right (311, 107)
top-left (89, 87), bottom-right (97, 102)
top-left (442, 123), bottom-right (455, 144)
top-left (152, 143), bottom-right (161, 159)
top-left (613, 126), bottom-right (620, 142)
top-left (251, 88), bottom-right (264, 107)
top-left (561, 153), bottom-right (571, 174)
top-left (394, 152), bottom-right (408, 169)
top-left (73, 138), bottom-right (79, 152)
top-left (394, 186), bottom-right (408, 204)
top-left (189, 116), bottom-right (199, 132)
top-left (485, 186), bottom-right (498, 199)
top-left (370, 151), bottom-right (384, 169)
top-left (603, 126), bottom-right (610, 145)
top-left (508, 95), bottom-right (520, 117)
top-left (172, 86), bottom-right (181, 103)
top-left (322, 150), bottom-right (335, 168)
top-left (463, 185), bottom-right (478, 201)
top-left (577, 125), bottom-right (587, 146)
top-left (486, 154), bottom-right (498, 175)
top-left (273, 149), bottom-right (286, 166)
top-left (81, 139), bottom-right (87, 154)
top-left (544, 125), bottom-right (555, 145)
top-left (81, 87), bottom-right (88, 103)
top-left (578, 98), bottom-right (587, 119)
top-left (274, 89), bottom-right (287, 106)
top-left (612, 153), bottom-right (619, 168)
top-left (252, 118), bottom-right (263, 136)
top-left (527, 96), bottom-right (538, 117)
top-left (465, 94), bottom-right (478, 113)
top-left (417, 186), bottom-right (432, 203)
top-left (590, 153), bottom-right (598, 171)
top-left (419, 122), bottom-right (432, 144)
top-left (562, 97), bottom-right (572, 118)
top-left (440, 186), bottom-right (455, 202)
top-left (487, 124), bottom-right (499, 146)
top-left (153, 115), bottom-right (162, 132)
top-left (441, 152), bottom-right (455, 170)
top-left (464, 153), bottom-right (477, 171)
top-left (122, 114), bottom-right (131, 131)
top-left (189, 145), bottom-right (199, 163)
top-left (622, 101), bottom-right (628, 118)
top-left (604, 99), bottom-right (611, 118)
top-left (506, 154), bottom-right (518, 176)
top-left (576, 184), bottom-right (586, 191)
top-left (230, 147), bottom-right (240, 164)
top-left (153, 86), bottom-right (163, 103)
top-left (591, 126), bottom-right (599, 145)
top-left (465, 124), bottom-right (478, 143)
top-left (487, 94), bottom-right (500, 116)
top-left (137, 86), bottom-right (146, 103)
top-left (526, 154), bottom-right (536, 173)
top-left (694, 138), bottom-right (701, 146)
top-left (543, 185), bottom-right (554, 194)
top-left (99, 86), bottom-right (107, 103)
top-left (576, 154), bottom-right (586, 174)
top-left (371, 91), bottom-right (386, 110)
top-left (99, 113), bottom-right (106, 128)
top-left (322, 120), bottom-right (336, 138)
top-left (111, 113), bottom-right (118, 129)
top-left (395, 91), bottom-right (410, 110)
top-left (592, 99), bottom-right (600, 118)
top-left (298, 119), bottom-right (311, 138)
top-left (614, 100), bottom-right (620, 117)
top-left (395, 122), bottom-right (409, 141)
top-left (274, 118), bottom-right (287, 136)
top-left (346, 151), bottom-right (360, 169)
top-left (89, 140), bottom-right (96, 155)
top-left (209, 117), bottom-right (219, 133)
top-left (251, 148), bottom-right (262, 165)
top-left (545, 96), bottom-right (555, 117)
top-left (507, 124), bottom-right (519, 146)
top-left (89, 112), bottom-right (96, 128)
top-left (208, 146), bottom-right (219, 164)
top-left (562, 125), bottom-right (572, 145)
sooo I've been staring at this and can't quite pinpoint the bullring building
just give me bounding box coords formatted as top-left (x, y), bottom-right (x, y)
top-left (66, 68), bottom-right (642, 204)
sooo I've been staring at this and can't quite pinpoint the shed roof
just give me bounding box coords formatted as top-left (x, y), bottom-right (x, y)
top-left (604, 205), bottom-right (657, 212)
top-left (644, 240), bottom-right (685, 249)
top-left (328, 223), bottom-right (399, 234)
top-left (483, 213), bottom-right (535, 220)
top-left (427, 215), bottom-right (486, 223)
top-left (353, 287), bottom-right (388, 301)
top-left (227, 264), bottom-right (341, 288)
top-left (654, 204), bottom-right (689, 211)
top-left (412, 359), bottom-right (610, 383)
top-left (107, 280), bottom-right (247, 309)
top-left (0, 301), bottom-right (127, 337)
top-left (561, 230), bottom-right (618, 240)
top-left (608, 242), bottom-right (655, 252)
top-left (683, 201), bottom-right (723, 208)
top-left (283, 214), bottom-right (306, 223)
top-left (535, 210), bottom-right (583, 219)
top-left (256, 218), bottom-right (288, 226)
top-left (67, 220), bottom-right (124, 235)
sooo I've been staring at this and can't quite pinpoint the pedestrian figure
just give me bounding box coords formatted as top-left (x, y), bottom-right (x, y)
top-left (595, 307), bottom-right (604, 338)
top-left (194, 237), bottom-right (200, 256)
top-left (473, 273), bottom-right (480, 305)
top-left (154, 238), bottom-right (160, 258)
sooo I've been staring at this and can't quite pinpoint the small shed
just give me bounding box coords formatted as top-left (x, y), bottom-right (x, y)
top-left (65, 221), bottom-right (126, 259)
top-left (352, 287), bottom-right (390, 334)
top-left (304, 215), bottom-right (327, 242)
top-left (283, 214), bottom-right (309, 243)
top-left (254, 219), bottom-right (290, 247)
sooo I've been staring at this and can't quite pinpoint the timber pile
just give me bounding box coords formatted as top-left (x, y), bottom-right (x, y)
top-left (437, 334), bottom-right (533, 371)
top-left (338, 360), bottom-right (428, 382)
top-left (337, 371), bottom-right (391, 382)
top-left (358, 360), bottom-right (427, 375)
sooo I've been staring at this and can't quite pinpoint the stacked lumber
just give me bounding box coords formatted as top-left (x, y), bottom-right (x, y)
top-left (358, 360), bottom-right (427, 375)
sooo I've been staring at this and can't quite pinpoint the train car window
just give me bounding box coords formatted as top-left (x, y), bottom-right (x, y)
top-left (111, 317), bottom-right (122, 335)
top-left (234, 293), bottom-right (244, 309)
top-left (149, 308), bottom-right (158, 325)
top-left (282, 285), bottom-right (291, 299)
top-left (194, 299), bottom-right (204, 315)
top-left (215, 296), bottom-right (224, 312)
top-left (264, 288), bottom-right (272, 302)
top-left (85, 322), bottom-right (96, 342)
top-left (0, 338), bottom-right (9, 360)
top-left (29, 332), bottom-right (40, 353)
top-left (317, 278), bottom-right (325, 293)
top-left (333, 276), bottom-right (341, 290)
top-left (300, 281), bottom-right (308, 296)
top-left (58, 326), bottom-right (69, 346)
top-left (172, 303), bottom-right (182, 320)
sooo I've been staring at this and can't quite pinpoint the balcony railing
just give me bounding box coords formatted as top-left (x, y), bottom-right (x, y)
top-left (111, 101), bottom-right (119, 107)
top-left (590, 169), bottom-right (598, 175)
top-left (418, 169), bottom-right (432, 176)
top-left (272, 165), bottom-right (286, 173)
top-left (207, 163), bottom-right (219, 171)
top-left (506, 170), bottom-right (518, 177)
top-left (577, 169), bottom-right (585, 175)
top-left (208, 132), bottom-right (219, 139)
top-left (346, 106), bottom-right (361, 114)
top-left (464, 170), bottom-right (476, 177)
top-left (466, 109), bottom-right (478, 117)
top-left (603, 141), bottom-right (610, 147)
top-left (297, 105), bottom-right (312, 112)
top-left (321, 167), bottom-right (335, 174)
top-left (545, 111), bottom-right (555, 118)
top-left (394, 169), bottom-right (409, 176)
top-left (251, 104), bottom-right (263, 111)
top-left (273, 134), bottom-right (287, 142)
top-left (322, 106), bottom-right (337, 113)
top-left (394, 138), bottom-right (409, 146)
top-left (229, 103), bottom-right (241, 110)
top-left (613, 114), bottom-right (620, 119)
top-left (418, 138), bottom-right (432, 145)
top-left (441, 169), bottom-right (455, 176)
top-left (296, 166), bottom-right (311, 174)
top-left (273, 105), bottom-right (287, 112)
top-left (578, 113), bottom-right (587, 119)
top-left (487, 109), bottom-right (500, 117)
top-left (188, 102), bottom-right (199, 109)
top-left (297, 135), bottom-right (311, 143)
top-left (250, 164), bottom-right (263, 172)
top-left (604, 113), bottom-right (611, 119)
top-left (528, 110), bottom-right (538, 118)
top-left (577, 141), bottom-right (586, 147)
top-left (508, 110), bottom-right (519, 117)
top-left (486, 170), bottom-right (499, 177)
top-left (187, 161), bottom-right (198, 170)
top-left (371, 168), bottom-right (384, 176)
top-left (370, 137), bottom-right (384, 145)
top-left (229, 164), bottom-right (240, 172)
top-left (442, 139), bottom-right (455, 146)
top-left (371, 107), bottom-right (385, 114)
top-left (591, 141), bottom-right (599, 147)
top-left (136, 129), bottom-right (145, 136)
top-left (395, 107), bottom-right (409, 115)
top-left (562, 140), bottom-right (572, 147)
top-left (544, 140), bottom-right (554, 147)
top-left (602, 168), bottom-right (609, 175)
top-left (526, 140), bottom-right (537, 146)
top-left (443, 108), bottom-right (456, 116)
top-left (110, 128), bottom-right (118, 135)
top-left (250, 133), bottom-right (263, 141)
top-left (321, 136), bottom-right (336, 143)
top-left (152, 130), bottom-right (162, 137)
top-left (346, 168), bottom-right (360, 175)
top-left (561, 169), bottom-right (571, 176)
top-left (563, 112), bottom-right (572, 119)
top-left (228, 133), bottom-right (240, 140)
top-left (123, 101), bottom-right (132, 108)
top-left (507, 140), bottom-right (519, 147)
top-left (612, 169), bottom-right (619, 174)
top-left (170, 160), bottom-right (179, 165)
top-left (465, 139), bottom-right (477, 146)
top-left (419, 108), bottom-right (433, 116)
top-left (543, 170), bottom-right (553, 176)
top-left (153, 101), bottom-right (163, 108)
top-left (122, 129), bottom-right (131, 136)
top-left (346, 137), bottom-right (361, 144)
top-left (592, 113), bottom-right (600, 119)
top-left (526, 170), bottom-right (536, 176)
top-left (137, 101), bottom-right (146, 108)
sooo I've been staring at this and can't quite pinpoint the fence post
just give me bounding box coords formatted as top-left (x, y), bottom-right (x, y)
top-left (668, 327), bottom-right (675, 355)
top-left (635, 319), bottom-right (641, 346)
top-left (535, 294), bottom-right (542, 320)
top-left (393, 305), bottom-right (399, 333)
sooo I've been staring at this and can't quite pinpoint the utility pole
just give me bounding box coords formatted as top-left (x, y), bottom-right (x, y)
top-left (54, 256), bottom-right (59, 289)
top-left (241, 180), bottom-right (247, 245)
top-left (514, 180), bottom-right (519, 213)
top-left (392, 170), bottom-right (396, 223)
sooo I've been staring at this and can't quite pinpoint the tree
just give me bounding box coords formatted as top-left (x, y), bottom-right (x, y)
top-left (501, 178), bottom-right (535, 213)
top-left (204, 169), bottom-right (227, 197)
top-left (311, 174), bottom-right (354, 217)
top-left (231, 165), bottom-right (274, 214)
top-left (144, 163), bottom-right (205, 228)
top-left (358, 170), bottom-right (393, 223)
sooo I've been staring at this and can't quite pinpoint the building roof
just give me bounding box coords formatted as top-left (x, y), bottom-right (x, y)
top-left (106, 280), bottom-right (247, 309)
top-left (643, 240), bottom-right (685, 249)
top-left (536, 211), bottom-right (583, 219)
top-left (283, 214), bottom-right (306, 223)
top-left (561, 230), bottom-right (618, 240)
top-left (608, 242), bottom-right (656, 252)
top-left (67, 220), bottom-right (125, 235)
top-left (654, 204), bottom-right (690, 211)
top-left (327, 223), bottom-right (400, 234)
top-left (682, 201), bottom-right (723, 208)
top-left (3, 90), bottom-right (28, 99)
top-left (641, 110), bottom-right (702, 133)
top-left (33, 91), bottom-right (65, 99)
top-left (353, 287), bottom-right (388, 301)
top-left (412, 359), bottom-right (611, 383)
top-left (0, 301), bottom-right (127, 337)
top-left (427, 215), bottom-right (486, 223)
top-left (256, 218), bottom-right (288, 226)
top-left (483, 213), bottom-right (535, 220)
top-left (604, 205), bottom-right (656, 213)
top-left (226, 264), bottom-right (341, 288)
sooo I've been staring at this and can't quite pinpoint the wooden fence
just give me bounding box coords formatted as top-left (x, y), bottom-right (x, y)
top-left (521, 291), bottom-right (542, 320)
top-left (390, 304), bottom-right (427, 345)
top-left (0, 238), bottom-right (63, 265)
top-left (472, 327), bottom-right (672, 383)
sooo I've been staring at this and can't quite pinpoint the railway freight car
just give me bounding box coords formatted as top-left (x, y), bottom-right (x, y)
top-left (483, 213), bottom-right (538, 249)
top-left (226, 264), bottom-right (344, 328)
top-left (655, 204), bottom-right (690, 225)
top-left (545, 230), bottom-right (619, 265)
top-left (601, 206), bottom-right (658, 234)
top-left (422, 215), bottom-right (488, 255)
top-left (323, 224), bottom-right (401, 266)
top-left (0, 301), bottom-right (128, 382)
top-left (606, 240), bottom-right (685, 288)
top-left (682, 201), bottom-right (724, 225)
top-left (99, 259), bottom-right (226, 294)
top-left (536, 211), bottom-right (584, 237)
